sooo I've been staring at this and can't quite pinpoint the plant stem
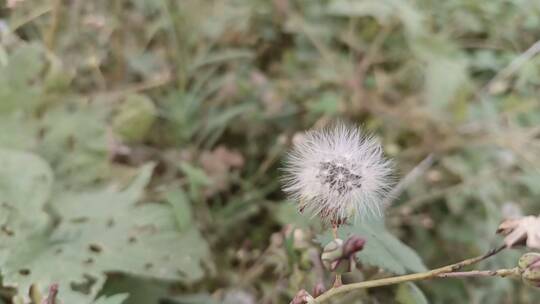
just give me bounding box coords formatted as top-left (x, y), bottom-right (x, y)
top-left (331, 224), bottom-right (342, 287)
top-left (437, 268), bottom-right (519, 278)
top-left (45, 0), bottom-right (62, 50)
top-left (314, 245), bottom-right (505, 303)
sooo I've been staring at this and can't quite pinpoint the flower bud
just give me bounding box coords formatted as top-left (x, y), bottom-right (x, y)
top-left (523, 267), bottom-right (540, 287)
top-left (321, 239), bottom-right (344, 271)
top-left (343, 235), bottom-right (366, 257)
top-left (518, 252), bottom-right (540, 271)
top-left (519, 253), bottom-right (540, 287)
top-left (321, 236), bottom-right (366, 274)
top-left (331, 258), bottom-right (353, 274)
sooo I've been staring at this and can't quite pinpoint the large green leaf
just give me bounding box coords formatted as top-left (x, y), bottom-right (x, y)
top-left (0, 151), bottom-right (211, 303)
top-left (93, 294), bottom-right (129, 304)
top-left (396, 282), bottom-right (429, 304)
top-left (317, 219), bottom-right (427, 275)
top-left (0, 44), bottom-right (44, 114)
top-left (38, 99), bottom-right (110, 185)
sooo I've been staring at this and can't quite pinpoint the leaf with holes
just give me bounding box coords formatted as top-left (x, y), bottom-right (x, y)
top-left (0, 150), bottom-right (211, 303)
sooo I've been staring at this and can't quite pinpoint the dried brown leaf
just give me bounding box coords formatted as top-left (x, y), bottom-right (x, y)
top-left (497, 216), bottom-right (540, 249)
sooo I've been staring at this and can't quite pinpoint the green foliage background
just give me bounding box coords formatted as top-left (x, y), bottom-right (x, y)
top-left (1, 0), bottom-right (540, 303)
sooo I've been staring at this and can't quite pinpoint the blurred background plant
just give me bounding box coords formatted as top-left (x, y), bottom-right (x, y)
top-left (0, 0), bottom-right (540, 303)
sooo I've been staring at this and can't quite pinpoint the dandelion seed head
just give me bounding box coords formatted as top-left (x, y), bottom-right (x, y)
top-left (281, 123), bottom-right (394, 224)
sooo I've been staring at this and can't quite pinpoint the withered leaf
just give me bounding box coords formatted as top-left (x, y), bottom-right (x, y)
top-left (497, 216), bottom-right (540, 249)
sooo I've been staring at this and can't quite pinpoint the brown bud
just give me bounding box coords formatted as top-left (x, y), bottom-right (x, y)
top-left (343, 236), bottom-right (366, 257)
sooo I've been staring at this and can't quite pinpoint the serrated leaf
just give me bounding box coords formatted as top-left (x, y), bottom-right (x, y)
top-left (317, 219), bottom-right (426, 274)
top-left (0, 154), bottom-right (211, 303)
top-left (396, 282), bottom-right (429, 304)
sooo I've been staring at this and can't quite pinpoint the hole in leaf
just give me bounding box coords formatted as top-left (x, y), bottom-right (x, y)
top-left (177, 269), bottom-right (186, 278)
top-left (19, 269), bottom-right (30, 276)
top-left (1, 202), bottom-right (13, 210)
top-left (67, 135), bottom-right (76, 151)
top-left (70, 274), bottom-right (97, 295)
top-left (107, 219), bottom-right (115, 227)
top-left (88, 244), bottom-right (102, 253)
top-left (38, 127), bottom-right (46, 139)
top-left (1, 225), bottom-right (14, 236)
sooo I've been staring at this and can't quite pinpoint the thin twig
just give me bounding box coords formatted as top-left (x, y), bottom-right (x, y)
top-left (383, 153), bottom-right (435, 207)
top-left (90, 73), bottom-right (171, 101)
top-left (11, 5), bottom-right (52, 31)
top-left (313, 245), bottom-right (505, 303)
top-left (482, 40), bottom-right (540, 94)
top-left (437, 268), bottom-right (519, 278)
top-left (44, 0), bottom-right (62, 50)
top-left (331, 224), bottom-right (342, 287)
top-left (477, 39), bottom-right (540, 130)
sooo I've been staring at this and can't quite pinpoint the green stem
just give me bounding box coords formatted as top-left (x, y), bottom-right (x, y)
top-left (314, 245), bottom-right (505, 303)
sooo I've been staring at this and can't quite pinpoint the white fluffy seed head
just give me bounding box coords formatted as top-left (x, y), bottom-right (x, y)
top-left (281, 123), bottom-right (394, 224)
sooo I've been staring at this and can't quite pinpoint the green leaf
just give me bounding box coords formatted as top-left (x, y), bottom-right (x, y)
top-left (0, 149), bottom-right (53, 234)
top-left (396, 282), bottom-right (429, 304)
top-left (412, 36), bottom-right (469, 111)
top-left (166, 188), bottom-right (193, 231)
top-left (100, 275), bottom-right (171, 304)
top-left (173, 293), bottom-right (220, 304)
top-left (0, 44), bottom-right (44, 113)
top-left (39, 100), bottom-right (110, 185)
top-left (273, 201), bottom-right (318, 230)
top-left (307, 92), bottom-right (341, 115)
top-left (0, 155), bottom-right (211, 303)
top-left (93, 294), bottom-right (129, 304)
top-left (317, 219), bottom-right (426, 274)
